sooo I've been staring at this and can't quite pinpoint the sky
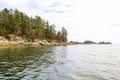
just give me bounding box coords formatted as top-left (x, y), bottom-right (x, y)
top-left (0, 0), bottom-right (120, 43)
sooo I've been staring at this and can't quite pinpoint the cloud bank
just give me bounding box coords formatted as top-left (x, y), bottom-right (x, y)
top-left (0, 0), bottom-right (120, 43)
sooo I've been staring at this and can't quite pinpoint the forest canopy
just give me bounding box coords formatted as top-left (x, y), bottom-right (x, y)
top-left (0, 8), bottom-right (68, 42)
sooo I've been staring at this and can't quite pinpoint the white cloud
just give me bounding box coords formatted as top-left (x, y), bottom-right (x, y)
top-left (0, 0), bottom-right (120, 43)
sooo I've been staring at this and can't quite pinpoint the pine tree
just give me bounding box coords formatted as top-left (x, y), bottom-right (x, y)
top-left (61, 27), bottom-right (68, 42)
top-left (0, 8), bottom-right (68, 42)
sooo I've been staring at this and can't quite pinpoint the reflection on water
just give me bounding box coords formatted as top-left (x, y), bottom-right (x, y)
top-left (0, 45), bottom-right (120, 80)
top-left (0, 46), bottom-right (56, 80)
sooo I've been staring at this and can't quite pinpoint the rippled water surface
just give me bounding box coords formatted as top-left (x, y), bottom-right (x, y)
top-left (0, 45), bottom-right (120, 80)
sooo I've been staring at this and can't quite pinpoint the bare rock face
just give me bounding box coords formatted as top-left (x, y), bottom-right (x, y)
top-left (0, 36), bottom-right (8, 43)
top-left (9, 34), bottom-right (24, 42)
top-left (34, 39), bottom-right (40, 42)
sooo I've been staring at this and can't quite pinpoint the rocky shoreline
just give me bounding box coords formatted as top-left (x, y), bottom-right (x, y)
top-left (0, 35), bottom-right (77, 47)
top-left (0, 42), bottom-right (70, 47)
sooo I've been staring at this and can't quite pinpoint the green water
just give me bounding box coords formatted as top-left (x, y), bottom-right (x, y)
top-left (0, 45), bottom-right (120, 80)
top-left (0, 46), bottom-right (56, 80)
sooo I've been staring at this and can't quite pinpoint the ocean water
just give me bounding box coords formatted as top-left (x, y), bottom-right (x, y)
top-left (0, 45), bottom-right (120, 80)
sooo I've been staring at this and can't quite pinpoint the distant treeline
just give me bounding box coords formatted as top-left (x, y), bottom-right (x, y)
top-left (0, 8), bottom-right (68, 42)
top-left (83, 40), bottom-right (112, 44)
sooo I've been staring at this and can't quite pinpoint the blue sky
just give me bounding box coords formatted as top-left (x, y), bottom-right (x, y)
top-left (0, 0), bottom-right (120, 43)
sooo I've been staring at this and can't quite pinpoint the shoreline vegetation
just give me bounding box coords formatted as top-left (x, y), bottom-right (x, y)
top-left (0, 8), bottom-right (112, 47)
top-left (82, 40), bottom-right (112, 44)
top-left (0, 8), bottom-right (70, 47)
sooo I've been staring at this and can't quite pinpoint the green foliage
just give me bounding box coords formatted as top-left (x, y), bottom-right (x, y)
top-left (56, 31), bottom-right (61, 42)
top-left (0, 26), bottom-right (5, 36)
top-left (99, 41), bottom-right (112, 44)
top-left (83, 40), bottom-right (96, 44)
top-left (61, 27), bottom-right (68, 42)
top-left (0, 8), bottom-right (68, 42)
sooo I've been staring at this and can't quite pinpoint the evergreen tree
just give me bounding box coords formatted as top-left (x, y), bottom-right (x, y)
top-left (14, 9), bottom-right (21, 35)
top-left (0, 8), bottom-right (68, 42)
top-left (56, 31), bottom-right (61, 43)
top-left (61, 27), bottom-right (68, 42)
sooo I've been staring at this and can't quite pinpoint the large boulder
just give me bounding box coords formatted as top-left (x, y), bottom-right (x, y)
top-left (9, 34), bottom-right (24, 42)
top-left (0, 36), bottom-right (8, 43)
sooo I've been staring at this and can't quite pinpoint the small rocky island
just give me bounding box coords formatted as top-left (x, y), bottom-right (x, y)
top-left (83, 40), bottom-right (96, 44)
top-left (82, 40), bottom-right (112, 44)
